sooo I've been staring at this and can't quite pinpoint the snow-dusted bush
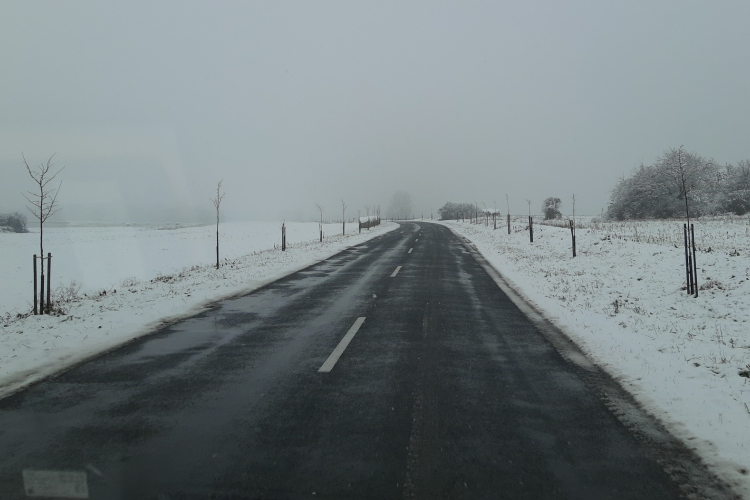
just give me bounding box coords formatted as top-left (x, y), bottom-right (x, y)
top-left (542, 197), bottom-right (562, 219)
top-left (720, 160), bottom-right (750, 215)
top-left (606, 148), bottom-right (749, 220)
top-left (438, 202), bottom-right (477, 220)
top-left (0, 212), bottom-right (29, 233)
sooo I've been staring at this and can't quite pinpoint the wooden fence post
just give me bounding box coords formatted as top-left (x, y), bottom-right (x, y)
top-left (507, 214), bottom-right (510, 234)
top-left (40, 256), bottom-right (45, 315)
top-left (529, 216), bottom-right (533, 243)
top-left (691, 224), bottom-right (698, 297)
top-left (682, 224), bottom-right (693, 295)
top-left (683, 224), bottom-right (691, 294)
top-left (33, 254), bottom-right (38, 315)
top-left (46, 253), bottom-right (52, 313)
top-left (569, 220), bottom-right (576, 257)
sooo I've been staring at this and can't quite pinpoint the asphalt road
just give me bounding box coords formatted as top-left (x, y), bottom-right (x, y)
top-left (0, 222), bottom-right (737, 499)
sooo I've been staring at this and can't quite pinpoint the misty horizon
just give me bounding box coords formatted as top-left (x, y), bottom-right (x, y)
top-left (2, 1), bottom-right (749, 223)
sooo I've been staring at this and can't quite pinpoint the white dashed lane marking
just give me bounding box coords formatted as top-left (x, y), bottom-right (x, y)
top-left (390, 266), bottom-right (402, 277)
top-left (318, 317), bottom-right (366, 373)
top-left (408, 248), bottom-right (413, 253)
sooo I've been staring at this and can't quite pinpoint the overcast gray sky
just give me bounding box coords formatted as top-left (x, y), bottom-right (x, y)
top-left (1, 1), bottom-right (749, 221)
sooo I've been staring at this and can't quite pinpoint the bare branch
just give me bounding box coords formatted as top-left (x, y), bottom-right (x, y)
top-left (23, 153), bottom-right (64, 224)
top-left (211, 180), bottom-right (226, 211)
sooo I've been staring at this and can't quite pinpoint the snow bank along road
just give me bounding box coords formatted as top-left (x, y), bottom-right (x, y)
top-left (0, 223), bottom-right (738, 499)
top-left (0, 222), bottom-right (396, 399)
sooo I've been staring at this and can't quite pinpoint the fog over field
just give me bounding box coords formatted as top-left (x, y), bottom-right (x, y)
top-left (1, 1), bottom-right (749, 222)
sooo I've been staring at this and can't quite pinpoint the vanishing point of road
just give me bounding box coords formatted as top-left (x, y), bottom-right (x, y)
top-left (0, 222), bottom-right (738, 499)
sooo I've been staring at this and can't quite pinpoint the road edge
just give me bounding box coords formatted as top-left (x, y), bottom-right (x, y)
top-left (442, 223), bottom-right (741, 500)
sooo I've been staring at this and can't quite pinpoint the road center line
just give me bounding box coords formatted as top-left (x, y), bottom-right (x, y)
top-left (390, 266), bottom-right (402, 277)
top-left (415, 238), bottom-right (419, 242)
top-left (318, 317), bottom-right (366, 373)
top-left (408, 248), bottom-right (413, 253)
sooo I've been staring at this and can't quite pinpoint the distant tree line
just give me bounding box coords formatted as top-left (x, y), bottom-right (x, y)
top-left (0, 212), bottom-right (29, 233)
top-left (607, 147), bottom-right (750, 220)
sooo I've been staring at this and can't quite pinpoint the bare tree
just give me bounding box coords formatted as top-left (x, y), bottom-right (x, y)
top-left (23, 153), bottom-right (64, 314)
top-left (210, 180), bottom-right (226, 269)
top-left (341, 199), bottom-right (347, 236)
top-left (667, 145), bottom-right (710, 228)
top-left (315, 203), bottom-right (324, 241)
top-left (666, 146), bottom-right (709, 297)
top-left (364, 205), bottom-right (371, 229)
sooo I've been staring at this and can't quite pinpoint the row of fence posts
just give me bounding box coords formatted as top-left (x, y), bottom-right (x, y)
top-left (684, 223), bottom-right (698, 297)
top-left (359, 217), bottom-right (380, 232)
top-left (459, 213), bottom-right (583, 256)
top-left (32, 253), bottom-right (52, 315)
top-left (437, 209), bottom-right (699, 294)
top-left (280, 218), bottom-right (380, 249)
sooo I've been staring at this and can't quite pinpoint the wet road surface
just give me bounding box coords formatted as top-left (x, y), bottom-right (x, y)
top-left (0, 222), bottom-right (736, 499)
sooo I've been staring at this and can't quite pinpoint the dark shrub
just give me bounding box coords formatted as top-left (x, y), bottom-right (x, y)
top-left (0, 212), bottom-right (29, 233)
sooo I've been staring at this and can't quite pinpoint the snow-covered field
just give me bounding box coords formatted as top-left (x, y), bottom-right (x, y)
top-left (0, 221), bottom-right (396, 398)
top-left (439, 215), bottom-right (750, 496)
top-left (1, 221), bottom-right (366, 316)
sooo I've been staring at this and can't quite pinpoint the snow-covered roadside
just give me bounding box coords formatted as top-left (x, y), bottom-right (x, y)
top-left (438, 218), bottom-right (750, 497)
top-left (0, 222), bottom-right (397, 399)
